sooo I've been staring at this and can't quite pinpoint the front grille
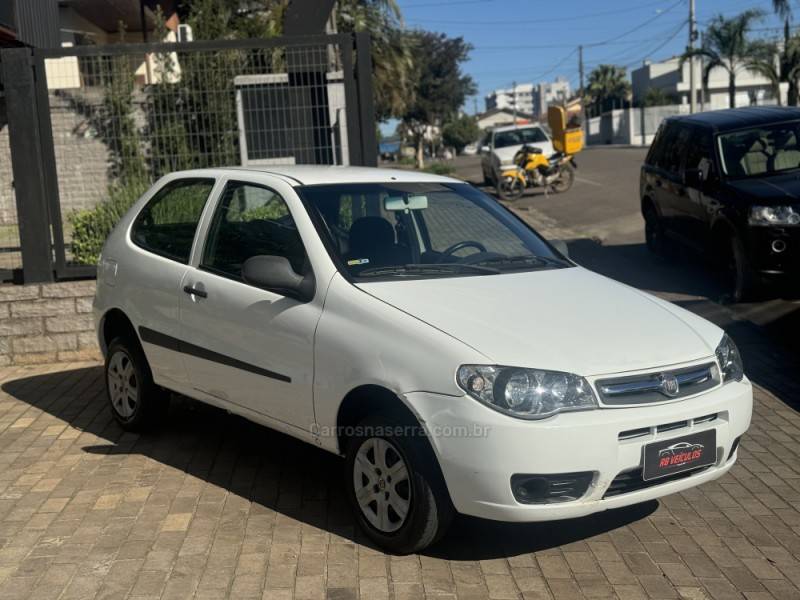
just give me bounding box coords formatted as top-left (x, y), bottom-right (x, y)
top-left (603, 465), bottom-right (711, 498)
top-left (596, 362), bottom-right (719, 406)
top-left (618, 413), bottom-right (718, 441)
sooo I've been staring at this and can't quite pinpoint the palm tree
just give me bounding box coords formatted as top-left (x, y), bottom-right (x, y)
top-left (585, 64), bottom-right (631, 114)
top-left (683, 10), bottom-right (763, 109)
top-left (773, 0), bottom-right (799, 105)
top-left (336, 0), bottom-right (414, 121)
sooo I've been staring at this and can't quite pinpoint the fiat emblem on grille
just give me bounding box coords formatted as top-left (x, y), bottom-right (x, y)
top-left (658, 373), bottom-right (680, 397)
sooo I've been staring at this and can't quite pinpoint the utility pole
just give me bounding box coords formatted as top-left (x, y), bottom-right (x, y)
top-left (578, 45), bottom-right (584, 99)
top-left (689, 0), bottom-right (697, 113)
top-left (512, 80), bottom-right (517, 124)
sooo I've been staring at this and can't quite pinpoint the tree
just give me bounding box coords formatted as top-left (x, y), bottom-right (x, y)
top-left (442, 114), bottom-right (480, 154)
top-left (772, 0), bottom-right (799, 105)
top-left (683, 10), bottom-right (763, 109)
top-left (642, 87), bottom-right (677, 107)
top-left (585, 65), bottom-right (631, 113)
top-left (401, 31), bottom-right (476, 168)
top-left (336, 0), bottom-right (413, 122)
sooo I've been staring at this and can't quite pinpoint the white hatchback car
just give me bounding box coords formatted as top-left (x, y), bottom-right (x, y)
top-left (480, 124), bottom-right (554, 185)
top-left (94, 166), bottom-right (752, 553)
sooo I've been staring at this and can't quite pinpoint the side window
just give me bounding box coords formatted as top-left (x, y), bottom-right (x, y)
top-left (202, 181), bottom-right (307, 280)
top-left (684, 128), bottom-right (714, 180)
top-left (657, 125), bottom-right (688, 175)
top-left (646, 124), bottom-right (666, 166)
top-left (131, 178), bottom-right (214, 263)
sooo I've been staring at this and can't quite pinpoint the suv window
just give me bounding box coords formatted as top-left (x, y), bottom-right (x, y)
top-left (655, 124), bottom-right (689, 174)
top-left (131, 178), bottom-right (214, 263)
top-left (684, 127), bottom-right (714, 180)
top-left (202, 181), bottom-right (307, 280)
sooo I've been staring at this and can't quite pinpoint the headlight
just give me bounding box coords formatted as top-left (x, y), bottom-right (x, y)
top-left (715, 334), bottom-right (744, 383)
top-left (456, 365), bottom-right (597, 420)
top-left (748, 205), bottom-right (800, 226)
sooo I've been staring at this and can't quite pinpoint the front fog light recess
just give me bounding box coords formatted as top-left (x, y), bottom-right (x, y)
top-left (715, 334), bottom-right (744, 383)
top-left (457, 365), bottom-right (597, 420)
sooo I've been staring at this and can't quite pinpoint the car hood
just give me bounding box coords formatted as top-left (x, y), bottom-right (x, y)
top-left (723, 172), bottom-right (800, 203)
top-left (357, 267), bottom-right (721, 376)
top-left (493, 142), bottom-right (554, 165)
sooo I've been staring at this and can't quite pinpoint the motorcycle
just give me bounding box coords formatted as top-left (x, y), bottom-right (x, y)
top-left (495, 145), bottom-right (577, 201)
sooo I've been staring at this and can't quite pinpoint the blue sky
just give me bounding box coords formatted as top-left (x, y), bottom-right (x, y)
top-left (391, 0), bottom-right (788, 120)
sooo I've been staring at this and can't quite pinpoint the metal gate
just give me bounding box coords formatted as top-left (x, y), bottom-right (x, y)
top-left (0, 33), bottom-right (377, 282)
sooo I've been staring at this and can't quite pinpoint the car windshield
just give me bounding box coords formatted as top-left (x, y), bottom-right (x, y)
top-left (717, 120), bottom-right (800, 178)
top-left (298, 182), bottom-right (569, 281)
top-left (494, 127), bottom-right (548, 149)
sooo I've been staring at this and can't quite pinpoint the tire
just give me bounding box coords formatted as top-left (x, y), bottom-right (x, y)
top-left (643, 203), bottom-right (669, 257)
top-left (497, 175), bottom-right (524, 201)
top-left (550, 163), bottom-right (575, 193)
top-left (105, 336), bottom-right (169, 431)
top-left (344, 414), bottom-right (454, 554)
top-left (725, 234), bottom-right (760, 303)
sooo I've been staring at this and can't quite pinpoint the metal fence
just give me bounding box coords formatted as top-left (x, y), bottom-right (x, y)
top-left (0, 32), bottom-right (377, 283)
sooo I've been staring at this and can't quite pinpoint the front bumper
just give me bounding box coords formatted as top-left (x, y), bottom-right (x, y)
top-left (745, 227), bottom-right (800, 275)
top-left (405, 377), bottom-right (752, 522)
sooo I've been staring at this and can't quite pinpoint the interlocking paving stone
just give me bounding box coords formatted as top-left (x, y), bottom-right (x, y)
top-left (0, 355), bottom-right (797, 599)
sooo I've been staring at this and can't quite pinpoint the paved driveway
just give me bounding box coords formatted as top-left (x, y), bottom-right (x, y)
top-left (0, 149), bottom-right (798, 599)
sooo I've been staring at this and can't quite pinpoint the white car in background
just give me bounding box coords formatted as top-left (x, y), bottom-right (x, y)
top-left (94, 166), bottom-right (751, 554)
top-left (480, 124), bottom-right (554, 185)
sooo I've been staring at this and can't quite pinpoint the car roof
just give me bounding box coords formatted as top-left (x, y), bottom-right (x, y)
top-left (184, 165), bottom-right (463, 186)
top-left (491, 123), bottom-right (543, 133)
top-left (666, 106), bottom-right (800, 133)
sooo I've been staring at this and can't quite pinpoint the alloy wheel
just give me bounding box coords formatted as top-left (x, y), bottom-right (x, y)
top-left (352, 437), bottom-right (412, 533)
top-left (107, 350), bottom-right (139, 420)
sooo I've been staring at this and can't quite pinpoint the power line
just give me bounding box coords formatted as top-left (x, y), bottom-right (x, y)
top-left (405, 0), bottom-right (682, 26)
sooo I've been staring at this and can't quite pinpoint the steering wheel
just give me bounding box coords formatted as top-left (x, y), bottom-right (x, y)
top-left (441, 240), bottom-right (487, 258)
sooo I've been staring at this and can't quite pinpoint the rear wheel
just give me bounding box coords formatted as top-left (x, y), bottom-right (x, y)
top-left (550, 163), bottom-right (575, 193)
top-left (643, 203), bottom-right (668, 256)
top-left (497, 175), bottom-right (524, 201)
top-left (345, 414), bottom-right (453, 554)
top-left (105, 337), bottom-right (169, 431)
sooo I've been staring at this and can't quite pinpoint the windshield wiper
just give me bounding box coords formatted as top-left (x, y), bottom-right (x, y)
top-left (358, 263), bottom-right (500, 278)
top-left (473, 254), bottom-right (570, 269)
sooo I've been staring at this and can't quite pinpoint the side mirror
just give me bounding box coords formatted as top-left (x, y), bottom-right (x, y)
top-left (242, 255), bottom-right (315, 302)
top-left (551, 239), bottom-right (570, 259)
top-left (480, 145), bottom-right (491, 154)
top-left (684, 167), bottom-right (705, 188)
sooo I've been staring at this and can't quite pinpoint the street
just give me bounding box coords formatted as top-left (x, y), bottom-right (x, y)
top-left (0, 148), bottom-right (798, 599)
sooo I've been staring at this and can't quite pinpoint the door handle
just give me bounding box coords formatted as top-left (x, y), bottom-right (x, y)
top-left (183, 285), bottom-right (207, 298)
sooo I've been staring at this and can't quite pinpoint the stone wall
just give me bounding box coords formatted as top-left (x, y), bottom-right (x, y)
top-left (0, 93), bottom-right (112, 227)
top-left (0, 280), bottom-right (100, 366)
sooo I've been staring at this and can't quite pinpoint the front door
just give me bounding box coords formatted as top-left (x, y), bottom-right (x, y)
top-left (178, 180), bottom-right (322, 431)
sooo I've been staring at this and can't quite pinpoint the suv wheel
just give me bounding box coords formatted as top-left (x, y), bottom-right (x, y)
top-left (726, 234), bottom-right (759, 303)
top-left (105, 337), bottom-right (169, 431)
top-left (643, 204), bottom-right (668, 256)
top-left (345, 414), bottom-right (453, 554)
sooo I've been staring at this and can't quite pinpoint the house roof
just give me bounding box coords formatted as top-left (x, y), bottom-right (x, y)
top-left (477, 107), bottom-right (535, 121)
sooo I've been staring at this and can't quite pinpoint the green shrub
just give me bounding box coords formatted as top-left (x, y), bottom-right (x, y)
top-left (424, 162), bottom-right (454, 175)
top-left (69, 179), bottom-right (149, 265)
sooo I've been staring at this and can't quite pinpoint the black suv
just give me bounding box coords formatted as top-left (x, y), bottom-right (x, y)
top-left (641, 106), bottom-right (800, 301)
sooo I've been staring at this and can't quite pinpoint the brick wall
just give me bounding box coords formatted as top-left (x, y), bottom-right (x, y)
top-left (0, 280), bottom-right (100, 366)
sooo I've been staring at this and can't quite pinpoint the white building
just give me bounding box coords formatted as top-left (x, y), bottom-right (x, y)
top-left (475, 108), bottom-right (535, 130)
top-left (485, 78), bottom-right (572, 118)
top-left (631, 56), bottom-right (777, 110)
top-left (485, 83), bottom-right (535, 114)
top-left (532, 77), bottom-right (571, 117)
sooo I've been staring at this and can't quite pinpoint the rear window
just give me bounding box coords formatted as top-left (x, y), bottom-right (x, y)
top-left (494, 127), bottom-right (548, 149)
top-left (131, 178), bottom-right (215, 263)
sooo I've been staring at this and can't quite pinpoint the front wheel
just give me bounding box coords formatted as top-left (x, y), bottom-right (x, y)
top-left (497, 175), bottom-right (524, 201)
top-left (550, 163), bottom-right (575, 193)
top-left (345, 414), bottom-right (453, 554)
top-left (725, 234), bottom-right (760, 303)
